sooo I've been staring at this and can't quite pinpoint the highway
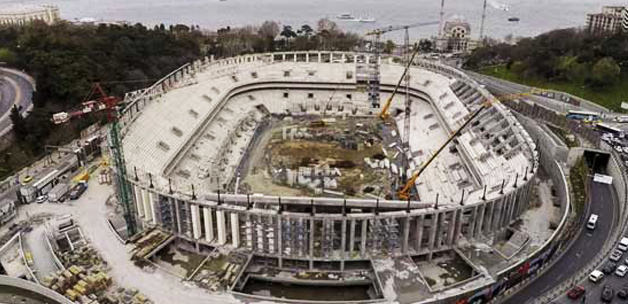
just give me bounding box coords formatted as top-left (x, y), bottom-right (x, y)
top-left (0, 67), bottom-right (35, 136)
top-left (503, 180), bottom-right (616, 303)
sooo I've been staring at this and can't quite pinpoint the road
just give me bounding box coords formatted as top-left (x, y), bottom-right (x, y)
top-left (0, 67), bottom-right (35, 136)
top-left (503, 180), bottom-right (616, 303)
top-left (22, 224), bottom-right (60, 281)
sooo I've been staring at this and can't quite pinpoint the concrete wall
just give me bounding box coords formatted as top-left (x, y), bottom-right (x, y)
top-left (0, 275), bottom-right (72, 304)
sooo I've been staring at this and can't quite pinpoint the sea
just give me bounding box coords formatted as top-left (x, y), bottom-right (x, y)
top-left (3, 0), bottom-right (625, 41)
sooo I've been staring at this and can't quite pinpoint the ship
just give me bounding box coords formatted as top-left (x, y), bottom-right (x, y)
top-left (357, 17), bottom-right (376, 23)
top-left (337, 13), bottom-right (355, 20)
top-left (508, 17), bottom-right (520, 22)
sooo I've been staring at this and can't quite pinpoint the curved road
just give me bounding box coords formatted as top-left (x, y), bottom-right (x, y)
top-left (503, 180), bottom-right (616, 303)
top-left (0, 67), bottom-right (35, 136)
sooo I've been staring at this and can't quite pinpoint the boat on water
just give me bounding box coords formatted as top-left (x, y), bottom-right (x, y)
top-left (357, 17), bottom-right (376, 23)
top-left (337, 13), bottom-right (355, 20)
top-left (508, 17), bottom-right (520, 22)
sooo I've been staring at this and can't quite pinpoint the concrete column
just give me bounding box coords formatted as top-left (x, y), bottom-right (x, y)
top-left (309, 218), bottom-right (315, 269)
top-left (174, 199), bottom-right (182, 234)
top-left (277, 216), bottom-right (283, 268)
top-left (318, 52), bottom-right (321, 63)
top-left (476, 204), bottom-right (486, 237)
top-left (142, 189), bottom-right (152, 222)
top-left (446, 211), bottom-right (456, 246)
top-left (293, 53), bottom-right (297, 62)
top-left (258, 216), bottom-right (266, 252)
top-left (349, 219), bottom-right (355, 256)
top-left (360, 220), bottom-right (367, 257)
top-left (454, 210), bottom-right (464, 245)
top-left (203, 207), bottom-right (214, 243)
top-left (282, 54), bottom-right (286, 61)
top-left (245, 214), bottom-right (253, 250)
top-left (342, 53), bottom-right (346, 63)
top-left (190, 204), bottom-right (201, 239)
top-left (306, 53), bottom-right (309, 62)
top-left (340, 219), bottom-right (346, 271)
top-left (230, 213), bottom-right (240, 247)
top-left (415, 215), bottom-right (424, 252)
top-left (134, 186), bottom-right (145, 217)
top-left (468, 206), bottom-right (478, 240)
top-left (216, 210), bottom-right (226, 245)
top-left (148, 193), bottom-right (157, 225)
top-left (428, 213), bottom-right (439, 253)
top-left (402, 217), bottom-right (410, 254)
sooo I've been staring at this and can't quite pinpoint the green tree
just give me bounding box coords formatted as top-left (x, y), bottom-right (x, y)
top-left (9, 105), bottom-right (27, 141)
top-left (418, 39), bottom-right (433, 52)
top-left (591, 57), bottom-right (621, 87)
top-left (0, 48), bottom-right (16, 64)
top-left (383, 40), bottom-right (396, 54)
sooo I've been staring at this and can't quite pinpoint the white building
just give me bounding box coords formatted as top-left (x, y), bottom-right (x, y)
top-left (586, 6), bottom-right (628, 34)
top-left (435, 18), bottom-right (478, 53)
top-left (0, 4), bottom-right (59, 26)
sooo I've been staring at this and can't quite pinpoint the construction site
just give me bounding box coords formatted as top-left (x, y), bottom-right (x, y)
top-left (240, 115), bottom-right (401, 198)
top-left (105, 42), bottom-right (545, 303)
top-left (0, 15), bottom-right (551, 304)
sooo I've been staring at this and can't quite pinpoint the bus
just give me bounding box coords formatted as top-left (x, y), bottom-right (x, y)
top-left (566, 110), bottom-right (601, 123)
top-left (597, 122), bottom-right (624, 137)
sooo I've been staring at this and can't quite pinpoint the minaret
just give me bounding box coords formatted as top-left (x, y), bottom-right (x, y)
top-left (438, 0), bottom-right (445, 37)
top-left (479, 0), bottom-right (487, 40)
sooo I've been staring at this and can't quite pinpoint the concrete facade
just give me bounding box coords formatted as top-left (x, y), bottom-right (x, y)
top-left (0, 5), bottom-right (59, 26)
top-left (118, 51), bottom-right (538, 261)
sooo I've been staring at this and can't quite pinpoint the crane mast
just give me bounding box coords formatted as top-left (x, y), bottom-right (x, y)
top-left (50, 83), bottom-right (138, 236)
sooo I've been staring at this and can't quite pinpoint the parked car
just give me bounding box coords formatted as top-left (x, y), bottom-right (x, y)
top-left (603, 262), bottom-right (617, 274)
top-left (602, 285), bottom-right (614, 302)
top-left (69, 182), bottom-right (88, 200)
top-left (34, 195), bottom-right (48, 204)
top-left (610, 249), bottom-right (623, 262)
top-left (590, 269), bottom-right (605, 282)
top-left (616, 264), bottom-right (628, 277)
top-left (567, 285), bottom-right (585, 299)
top-left (618, 285), bottom-right (628, 299)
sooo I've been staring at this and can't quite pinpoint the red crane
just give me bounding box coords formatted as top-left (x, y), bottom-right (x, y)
top-left (51, 83), bottom-right (120, 124)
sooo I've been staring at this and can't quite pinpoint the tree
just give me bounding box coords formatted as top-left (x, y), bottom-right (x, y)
top-left (316, 18), bottom-right (338, 35)
top-left (591, 57), bottom-right (621, 87)
top-left (0, 48), bottom-right (16, 64)
top-left (418, 39), bottom-right (433, 52)
top-left (299, 24), bottom-right (314, 37)
top-left (383, 40), bottom-right (396, 54)
top-left (258, 21), bottom-right (279, 39)
top-left (9, 105), bottom-right (27, 141)
top-left (280, 25), bottom-right (296, 48)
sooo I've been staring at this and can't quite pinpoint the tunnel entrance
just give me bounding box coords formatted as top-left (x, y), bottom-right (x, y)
top-left (583, 150), bottom-right (610, 174)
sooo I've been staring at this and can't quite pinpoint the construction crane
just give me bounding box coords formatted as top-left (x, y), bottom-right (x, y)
top-left (52, 83), bottom-right (120, 125)
top-left (364, 20), bottom-right (439, 112)
top-left (397, 91), bottom-right (533, 200)
top-left (50, 83), bottom-right (138, 236)
top-left (366, 20), bottom-right (438, 182)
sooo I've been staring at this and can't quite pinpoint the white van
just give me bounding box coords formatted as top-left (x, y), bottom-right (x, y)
top-left (619, 237), bottom-right (628, 251)
top-left (587, 214), bottom-right (598, 230)
top-left (589, 269), bottom-right (604, 282)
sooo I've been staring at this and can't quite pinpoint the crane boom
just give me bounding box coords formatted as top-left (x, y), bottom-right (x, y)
top-left (379, 43), bottom-right (421, 120)
top-left (366, 21), bottom-right (440, 36)
top-left (397, 91), bottom-right (533, 200)
top-left (398, 101), bottom-right (490, 200)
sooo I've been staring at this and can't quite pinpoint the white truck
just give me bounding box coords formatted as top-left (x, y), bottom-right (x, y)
top-left (47, 183), bottom-right (69, 203)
